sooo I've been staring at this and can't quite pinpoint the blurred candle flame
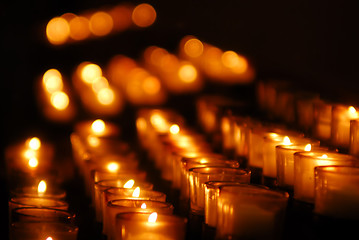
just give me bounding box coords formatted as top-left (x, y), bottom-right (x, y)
top-left (148, 212), bottom-right (157, 223)
top-left (141, 203), bottom-right (147, 209)
top-left (38, 180), bottom-right (47, 195)
top-left (304, 144), bottom-right (312, 151)
top-left (132, 186), bottom-right (140, 197)
top-left (124, 179), bottom-right (135, 189)
top-left (91, 119), bottom-right (106, 135)
top-left (107, 162), bottom-right (119, 173)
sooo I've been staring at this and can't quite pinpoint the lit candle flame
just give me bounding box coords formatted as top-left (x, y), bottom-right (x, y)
top-left (348, 106), bottom-right (359, 118)
top-left (321, 154), bottom-right (328, 159)
top-left (148, 212), bottom-right (157, 223)
top-left (169, 124), bottom-right (180, 135)
top-left (46, 237), bottom-right (53, 240)
top-left (124, 179), bottom-right (135, 189)
top-left (91, 119), bottom-right (105, 135)
top-left (28, 157), bottom-right (39, 168)
top-left (28, 137), bottom-right (41, 150)
top-left (38, 180), bottom-right (47, 195)
top-left (132, 186), bottom-right (140, 197)
top-left (283, 136), bottom-right (291, 145)
top-left (87, 135), bottom-right (100, 147)
top-left (141, 203), bottom-right (147, 209)
top-left (304, 144), bottom-right (312, 151)
top-left (107, 162), bottom-right (119, 173)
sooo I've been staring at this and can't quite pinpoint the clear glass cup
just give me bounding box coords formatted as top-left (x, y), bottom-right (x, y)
top-left (216, 184), bottom-right (289, 240)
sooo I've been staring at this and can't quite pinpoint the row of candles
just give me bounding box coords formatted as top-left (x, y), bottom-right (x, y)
top-left (46, 2), bottom-right (156, 45)
top-left (37, 35), bottom-right (254, 122)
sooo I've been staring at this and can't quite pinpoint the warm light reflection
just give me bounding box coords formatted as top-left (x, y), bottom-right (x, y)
top-left (183, 38), bottom-right (204, 58)
top-left (28, 157), bottom-right (39, 168)
top-left (141, 203), bottom-right (147, 209)
top-left (304, 144), bottom-right (312, 151)
top-left (80, 63), bottom-right (103, 84)
top-left (50, 91), bottom-right (69, 110)
top-left (89, 11), bottom-right (114, 36)
top-left (124, 179), bottom-right (135, 189)
top-left (107, 162), bottom-right (119, 173)
top-left (28, 137), bottom-right (41, 150)
top-left (97, 87), bottom-right (115, 105)
top-left (91, 119), bottom-right (106, 134)
top-left (46, 17), bottom-right (70, 45)
top-left (132, 186), bottom-right (140, 197)
top-left (132, 3), bottom-right (156, 27)
top-left (178, 64), bottom-right (197, 83)
top-left (69, 16), bottom-right (91, 40)
top-left (38, 180), bottom-right (47, 195)
top-left (148, 212), bottom-right (157, 223)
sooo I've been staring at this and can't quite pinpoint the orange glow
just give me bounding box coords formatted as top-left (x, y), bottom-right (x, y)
top-left (87, 135), bottom-right (100, 147)
top-left (91, 119), bottom-right (106, 134)
top-left (80, 63), bottom-right (103, 84)
top-left (132, 186), bottom-right (140, 197)
top-left (43, 69), bottom-right (63, 93)
top-left (147, 47), bottom-right (168, 65)
top-left (27, 137), bottom-right (41, 150)
top-left (97, 87), bottom-right (115, 105)
top-left (148, 212), bottom-right (157, 223)
top-left (221, 51), bottom-right (248, 74)
top-left (132, 3), bottom-right (156, 27)
top-left (69, 16), bottom-right (91, 40)
top-left (89, 11), bottom-right (114, 36)
top-left (178, 64), bottom-right (197, 83)
top-left (46, 17), bottom-right (70, 45)
top-left (50, 91), bottom-right (69, 110)
top-left (107, 162), bottom-right (119, 172)
top-left (142, 76), bottom-right (161, 95)
top-left (92, 76), bottom-right (109, 93)
top-left (109, 5), bottom-right (133, 31)
top-left (169, 124), bottom-right (180, 134)
top-left (28, 157), bottom-right (39, 168)
top-left (183, 38), bottom-right (204, 58)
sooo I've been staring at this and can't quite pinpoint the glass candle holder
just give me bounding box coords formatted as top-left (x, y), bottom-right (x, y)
top-left (189, 167), bottom-right (251, 214)
top-left (179, 157), bottom-right (239, 200)
top-left (204, 181), bottom-right (247, 228)
top-left (115, 212), bottom-right (187, 240)
top-left (331, 104), bottom-right (359, 149)
top-left (295, 92), bottom-right (320, 132)
top-left (313, 100), bottom-right (333, 142)
top-left (276, 143), bottom-right (323, 190)
top-left (216, 185), bottom-right (289, 240)
top-left (294, 151), bottom-right (358, 203)
top-left (105, 200), bottom-right (174, 240)
top-left (274, 88), bottom-right (295, 124)
top-left (11, 184), bottom-right (66, 200)
top-left (314, 166), bottom-right (359, 220)
top-left (94, 179), bottom-right (153, 222)
top-left (350, 119), bottom-right (359, 157)
top-left (10, 207), bottom-right (78, 240)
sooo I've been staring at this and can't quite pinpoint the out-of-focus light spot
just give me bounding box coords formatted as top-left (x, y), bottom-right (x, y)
top-left (92, 76), bottom-right (109, 93)
top-left (221, 51), bottom-right (248, 74)
top-left (69, 16), bottom-right (91, 40)
top-left (28, 157), bottom-right (39, 168)
top-left (142, 76), bottom-right (161, 95)
top-left (107, 162), bottom-right (119, 173)
top-left (43, 69), bottom-right (63, 93)
top-left (23, 149), bottom-right (36, 159)
top-left (89, 11), bottom-right (114, 36)
top-left (87, 135), bottom-right (100, 147)
top-left (28, 137), bottom-right (41, 150)
top-left (169, 124), bottom-right (180, 134)
top-left (348, 106), bottom-right (359, 118)
top-left (304, 144), bottom-right (312, 151)
top-left (91, 119), bottom-right (106, 134)
top-left (148, 47), bottom-right (168, 65)
top-left (46, 17), bottom-right (70, 45)
top-left (38, 180), bottom-right (47, 195)
top-left (109, 5), bottom-right (133, 31)
top-left (183, 38), bottom-right (203, 58)
top-left (51, 91), bottom-right (69, 110)
top-left (132, 186), bottom-right (140, 197)
top-left (132, 3), bottom-right (156, 27)
top-left (141, 203), bottom-right (147, 209)
top-left (80, 63), bottom-right (103, 84)
top-left (178, 64), bottom-right (197, 83)
top-left (97, 87), bottom-right (115, 105)
top-left (148, 212), bottom-right (157, 223)
top-left (124, 179), bottom-right (135, 188)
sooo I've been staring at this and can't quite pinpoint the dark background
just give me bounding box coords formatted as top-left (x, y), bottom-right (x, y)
top-left (1, 0), bottom-right (359, 237)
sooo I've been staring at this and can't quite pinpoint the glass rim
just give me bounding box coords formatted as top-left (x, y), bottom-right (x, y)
top-left (9, 197), bottom-right (69, 207)
top-left (220, 184), bottom-right (289, 199)
top-left (190, 166), bottom-right (248, 175)
top-left (108, 199), bottom-right (173, 209)
top-left (104, 187), bottom-right (165, 197)
top-left (116, 212), bottom-right (187, 224)
top-left (95, 179), bottom-right (152, 189)
top-left (205, 181), bottom-right (250, 189)
top-left (294, 151), bottom-right (358, 161)
top-left (315, 165), bottom-right (359, 175)
top-left (12, 207), bottom-right (75, 222)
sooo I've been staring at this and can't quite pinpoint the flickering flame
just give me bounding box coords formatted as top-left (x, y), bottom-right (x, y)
top-left (169, 124), bottom-right (180, 135)
top-left (97, 87), bottom-right (115, 105)
top-left (348, 106), bottom-right (359, 118)
top-left (80, 63), bottom-right (103, 84)
top-left (107, 162), bottom-right (119, 173)
top-left (38, 180), bottom-right (47, 195)
top-left (283, 136), bottom-right (291, 145)
top-left (91, 119), bottom-right (106, 134)
top-left (124, 179), bottom-right (135, 189)
top-left (304, 144), bottom-right (312, 151)
top-left (28, 137), bottom-right (41, 150)
top-left (28, 157), bottom-right (39, 168)
top-left (132, 3), bottom-right (156, 28)
top-left (183, 38), bottom-right (204, 58)
top-left (148, 212), bottom-right (157, 223)
top-left (50, 91), bottom-right (69, 110)
top-left (132, 186), bottom-right (140, 197)
top-left (141, 203), bottom-right (147, 209)
top-left (178, 64), bottom-right (197, 83)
